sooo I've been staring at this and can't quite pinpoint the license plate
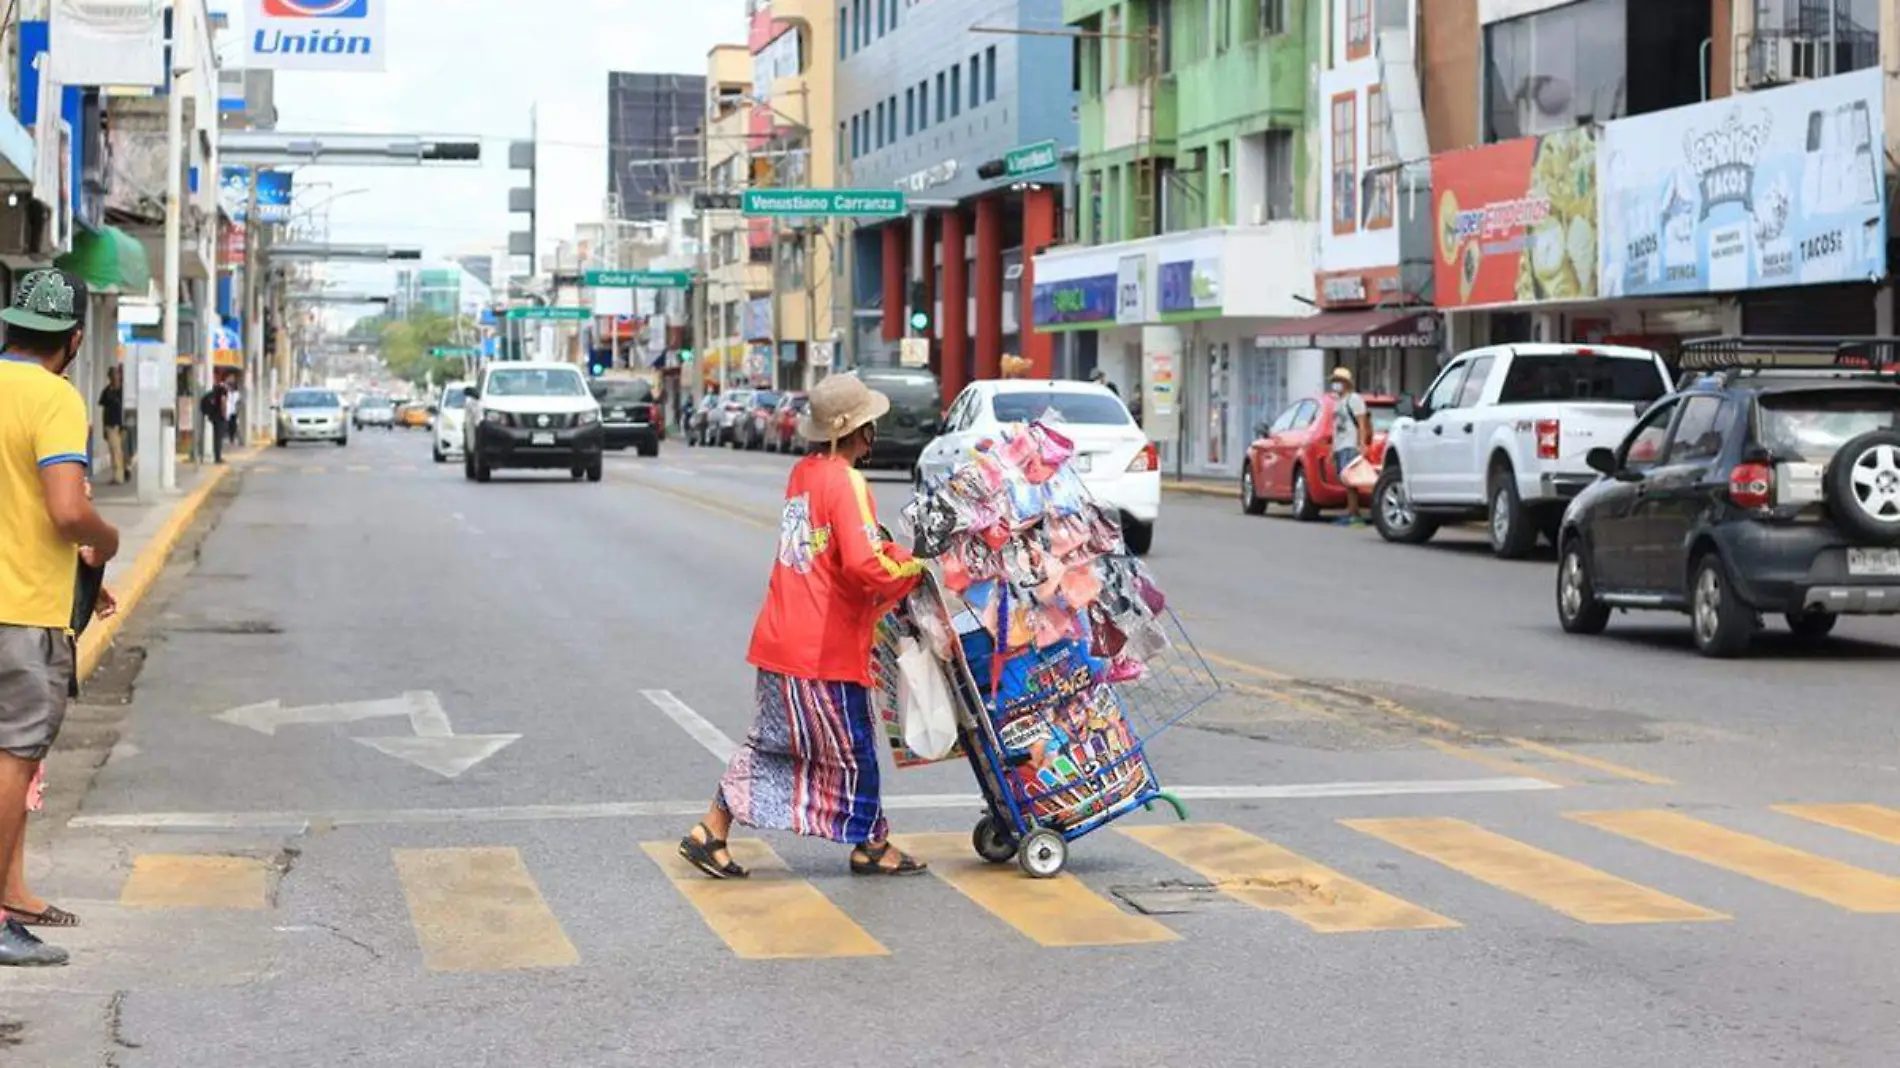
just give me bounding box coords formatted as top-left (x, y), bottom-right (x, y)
top-left (1072, 455), bottom-right (1093, 473)
top-left (1847, 547), bottom-right (1900, 577)
top-left (610, 408), bottom-right (626, 419)
top-left (531, 432), bottom-right (555, 446)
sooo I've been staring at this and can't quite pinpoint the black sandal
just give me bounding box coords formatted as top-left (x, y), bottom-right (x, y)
top-left (5, 903), bottom-right (78, 928)
top-left (850, 841), bottom-right (928, 877)
top-left (678, 823), bottom-right (749, 879)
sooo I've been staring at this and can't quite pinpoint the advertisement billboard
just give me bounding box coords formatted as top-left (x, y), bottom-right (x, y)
top-left (220, 168), bottom-right (292, 224)
top-left (245, 0), bottom-right (385, 73)
top-left (1599, 68), bottom-right (1886, 297)
top-left (1431, 127), bottom-right (1599, 308)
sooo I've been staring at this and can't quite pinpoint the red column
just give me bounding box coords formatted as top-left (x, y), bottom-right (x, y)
top-left (880, 223), bottom-right (905, 342)
top-left (939, 208), bottom-right (969, 406)
top-left (973, 196), bottom-right (1004, 381)
top-left (1020, 186), bottom-right (1058, 379)
top-left (921, 216), bottom-right (937, 343)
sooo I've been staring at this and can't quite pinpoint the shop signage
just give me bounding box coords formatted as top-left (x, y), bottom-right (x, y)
top-left (1431, 126), bottom-right (1599, 308)
top-left (1142, 346), bottom-right (1179, 440)
top-left (1599, 68), bottom-right (1887, 297)
top-left (744, 298), bottom-right (772, 341)
top-left (50, 0), bottom-right (165, 88)
top-left (898, 160), bottom-right (958, 192)
top-left (1314, 266), bottom-right (1403, 309)
top-left (742, 189), bottom-right (907, 217)
top-left (245, 0), bottom-right (386, 74)
top-left (1115, 254), bottom-right (1148, 325)
top-left (1361, 312), bottom-right (1441, 349)
top-left (1032, 273), bottom-right (1117, 327)
top-left (220, 167), bottom-right (293, 224)
top-left (1158, 258), bottom-right (1221, 315)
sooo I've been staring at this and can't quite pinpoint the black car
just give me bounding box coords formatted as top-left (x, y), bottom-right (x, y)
top-left (857, 367), bottom-right (941, 470)
top-left (590, 378), bottom-right (662, 457)
top-left (1555, 337), bottom-right (1900, 657)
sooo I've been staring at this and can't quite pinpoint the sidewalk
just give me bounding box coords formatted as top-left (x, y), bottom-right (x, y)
top-left (1163, 474), bottom-right (1236, 500)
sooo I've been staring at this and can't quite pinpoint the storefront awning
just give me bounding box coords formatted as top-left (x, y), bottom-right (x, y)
top-left (56, 225), bottom-right (153, 295)
top-left (1254, 308), bottom-right (1441, 350)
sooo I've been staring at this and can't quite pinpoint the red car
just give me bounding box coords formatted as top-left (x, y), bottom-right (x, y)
top-left (1242, 392), bottom-right (1397, 519)
top-left (765, 392), bottom-right (808, 452)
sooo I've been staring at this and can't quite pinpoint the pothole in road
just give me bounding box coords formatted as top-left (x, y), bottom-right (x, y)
top-left (1113, 877), bottom-right (1336, 914)
top-left (164, 619), bottom-right (282, 635)
top-left (1304, 679), bottom-right (1664, 746)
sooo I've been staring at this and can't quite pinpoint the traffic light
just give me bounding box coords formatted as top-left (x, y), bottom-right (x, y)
top-left (508, 139), bottom-right (536, 278)
top-left (587, 355), bottom-right (609, 377)
top-left (907, 279), bottom-right (930, 334)
top-left (678, 349), bottom-right (694, 364)
top-left (976, 158), bottom-right (1007, 180)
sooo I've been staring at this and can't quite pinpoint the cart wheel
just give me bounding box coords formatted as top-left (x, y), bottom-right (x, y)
top-left (972, 817), bottom-right (1018, 864)
top-left (1017, 829), bottom-right (1067, 879)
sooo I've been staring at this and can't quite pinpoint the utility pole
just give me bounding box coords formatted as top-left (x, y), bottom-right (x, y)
top-left (161, 0), bottom-right (191, 466)
top-left (242, 169), bottom-right (262, 450)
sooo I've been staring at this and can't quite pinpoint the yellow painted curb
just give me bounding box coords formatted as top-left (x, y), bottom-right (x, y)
top-left (1162, 480), bottom-right (1234, 499)
top-left (76, 450), bottom-right (255, 682)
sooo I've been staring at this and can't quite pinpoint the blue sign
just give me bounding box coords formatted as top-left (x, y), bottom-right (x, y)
top-left (220, 167), bottom-right (294, 224)
top-left (1157, 259), bottom-right (1222, 316)
top-left (1031, 273), bottom-right (1117, 328)
top-left (1599, 68), bottom-right (1887, 297)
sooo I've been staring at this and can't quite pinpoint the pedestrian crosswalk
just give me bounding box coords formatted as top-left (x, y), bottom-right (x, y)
top-left (109, 803), bottom-right (1900, 972)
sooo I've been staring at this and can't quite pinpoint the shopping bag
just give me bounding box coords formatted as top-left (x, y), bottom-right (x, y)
top-left (895, 636), bottom-right (958, 761)
top-left (1341, 455), bottom-right (1379, 493)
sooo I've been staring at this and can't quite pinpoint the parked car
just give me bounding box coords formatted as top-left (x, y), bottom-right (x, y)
top-left (353, 395), bottom-right (395, 430)
top-left (1374, 343), bottom-right (1674, 557)
top-left (858, 367), bottom-right (942, 471)
top-left (766, 392), bottom-right (809, 452)
top-left (919, 379), bottom-right (1159, 555)
top-left (590, 377), bottom-right (663, 456)
top-left (688, 394), bottom-right (723, 447)
top-left (1243, 392), bottom-right (1398, 519)
top-left (1556, 338), bottom-right (1900, 658)
top-left (432, 381), bottom-right (469, 464)
top-left (714, 389), bottom-right (756, 447)
top-left (462, 362), bottom-right (604, 483)
top-left (735, 390), bottom-right (781, 450)
top-left (275, 388), bottom-right (349, 448)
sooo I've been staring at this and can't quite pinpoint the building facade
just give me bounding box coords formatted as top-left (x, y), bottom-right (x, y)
top-left (607, 72), bottom-right (708, 222)
top-left (835, 0), bottom-right (1078, 394)
top-left (699, 44), bottom-right (773, 389)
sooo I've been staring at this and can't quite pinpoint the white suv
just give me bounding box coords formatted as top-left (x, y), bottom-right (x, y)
top-left (433, 381), bottom-right (469, 463)
top-left (462, 363), bottom-right (605, 483)
top-left (917, 379), bottom-right (1161, 554)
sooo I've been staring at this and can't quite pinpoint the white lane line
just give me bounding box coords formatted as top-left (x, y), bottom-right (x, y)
top-left (66, 777), bottom-right (1557, 832)
top-left (641, 689), bottom-right (738, 762)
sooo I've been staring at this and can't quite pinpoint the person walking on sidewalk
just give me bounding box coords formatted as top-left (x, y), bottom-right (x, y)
top-left (0, 269), bottom-right (121, 967)
top-left (223, 378), bottom-right (243, 448)
top-left (97, 366), bottom-right (125, 485)
top-left (1330, 366), bottom-right (1372, 527)
top-left (200, 379), bottom-right (228, 463)
top-left (678, 372), bottom-right (931, 880)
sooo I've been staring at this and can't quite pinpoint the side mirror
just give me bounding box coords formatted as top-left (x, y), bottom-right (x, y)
top-left (427, 405), bottom-right (439, 415)
top-left (1586, 446), bottom-right (1617, 475)
top-left (1395, 395), bottom-right (1418, 419)
top-left (1254, 422), bottom-right (1272, 439)
top-left (462, 386), bottom-right (478, 401)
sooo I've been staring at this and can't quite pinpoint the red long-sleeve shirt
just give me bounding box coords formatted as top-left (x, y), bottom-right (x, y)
top-left (748, 454), bottom-right (923, 686)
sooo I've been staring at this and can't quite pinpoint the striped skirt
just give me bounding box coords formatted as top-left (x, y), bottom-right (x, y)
top-left (717, 670), bottom-right (889, 845)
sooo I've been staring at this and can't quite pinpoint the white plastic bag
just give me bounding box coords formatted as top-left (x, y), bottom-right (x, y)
top-left (896, 635), bottom-right (959, 760)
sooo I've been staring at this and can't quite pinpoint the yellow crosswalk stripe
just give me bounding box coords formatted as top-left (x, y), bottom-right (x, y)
top-left (346, 464), bottom-right (372, 473)
top-left (1121, 823), bottom-right (1456, 933)
top-left (1774, 803), bottom-right (1900, 846)
top-left (300, 464), bottom-right (326, 474)
top-left (894, 833), bottom-right (1177, 948)
top-left (251, 465), bottom-right (279, 474)
top-left (1570, 809), bottom-right (1900, 913)
top-left (641, 839), bottom-right (887, 960)
top-left (392, 847), bottom-right (579, 973)
top-left (1344, 817), bottom-right (1727, 925)
top-left (120, 855), bottom-right (271, 909)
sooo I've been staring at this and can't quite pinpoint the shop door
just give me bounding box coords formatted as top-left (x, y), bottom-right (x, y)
top-left (1239, 343), bottom-right (1289, 448)
top-left (1203, 340), bottom-right (1234, 471)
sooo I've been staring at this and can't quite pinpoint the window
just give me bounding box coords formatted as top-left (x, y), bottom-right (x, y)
top-left (852, 0), bottom-right (862, 51)
top-left (1214, 140), bottom-right (1232, 225)
top-left (1483, 0), bottom-right (1628, 143)
top-left (1497, 355), bottom-right (1668, 404)
top-left (969, 55), bottom-right (981, 110)
top-left (1268, 403), bottom-right (1300, 434)
top-left (905, 87), bottom-right (915, 136)
top-left (1423, 361), bottom-right (1471, 413)
top-left (876, 0), bottom-right (886, 37)
top-left (1288, 399), bottom-right (1320, 429)
top-left (950, 65), bottom-right (961, 117)
top-left (1664, 396), bottom-right (1728, 465)
top-left (838, 121), bottom-right (846, 163)
top-left (887, 94), bottom-right (897, 143)
top-left (850, 114), bottom-right (860, 158)
top-left (485, 369), bottom-right (586, 398)
top-left (986, 45), bottom-right (998, 100)
top-left (1259, 0), bottom-right (1286, 36)
top-left (1145, 0), bottom-right (1173, 75)
top-left (1330, 91), bottom-right (1357, 235)
top-left (1454, 355), bottom-right (1494, 408)
top-left (1756, 389), bottom-right (1900, 463)
top-left (918, 79), bottom-right (929, 129)
top-left (839, 6), bottom-right (848, 58)
top-left (1347, 0), bottom-right (1372, 60)
top-left (935, 72), bottom-right (946, 123)
top-left (1362, 85), bottom-right (1394, 230)
top-left (1620, 399), bottom-right (1678, 470)
top-left (991, 390), bottom-right (1133, 426)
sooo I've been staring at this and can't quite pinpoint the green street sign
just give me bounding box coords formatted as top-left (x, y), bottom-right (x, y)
top-left (430, 346), bottom-right (478, 358)
top-left (742, 189), bottom-right (906, 218)
top-left (506, 306), bottom-right (591, 322)
top-left (585, 269), bottom-right (691, 289)
top-left (1003, 139), bottom-right (1060, 179)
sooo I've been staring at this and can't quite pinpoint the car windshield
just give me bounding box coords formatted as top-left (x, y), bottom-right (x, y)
top-left (486, 368), bottom-right (588, 397)
top-left (360, 397), bottom-right (393, 410)
top-left (990, 391), bottom-right (1131, 426)
top-left (1757, 389), bottom-right (1900, 462)
top-left (753, 391), bottom-right (780, 409)
top-left (591, 381), bottom-right (653, 404)
top-left (784, 396), bottom-right (809, 412)
top-left (439, 389), bottom-right (467, 410)
top-left (861, 374), bottom-right (939, 409)
top-left (1369, 405), bottom-right (1400, 433)
top-left (725, 391), bottom-right (754, 407)
top-left (284, 391), bottom-right (341, 409)
top-left (1497, 355), bottom-right (1667, 404)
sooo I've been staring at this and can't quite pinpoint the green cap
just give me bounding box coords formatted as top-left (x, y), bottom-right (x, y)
top-left (0, 268), bottom-right (86, 332)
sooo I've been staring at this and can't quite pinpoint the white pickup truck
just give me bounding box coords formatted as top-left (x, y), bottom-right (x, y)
top-left (1373, 343), bottom-right (1674, 557)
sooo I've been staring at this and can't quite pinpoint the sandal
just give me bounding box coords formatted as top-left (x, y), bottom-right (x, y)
top-left (678, 823), bottom-right (748, 880)
top-left (6, 903), bottom-right (79, 928)
top-left (850, 841), bottom-right (929, 877)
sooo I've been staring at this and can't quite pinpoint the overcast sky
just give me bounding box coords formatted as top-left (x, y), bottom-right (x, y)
top-left (236, 0), bottom-right (743, 303)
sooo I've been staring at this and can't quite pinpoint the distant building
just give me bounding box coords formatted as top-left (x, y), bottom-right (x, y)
top-left (394, 262), bottom-right (493, 321)
top-left (607, 71), bottom-right (707, 221)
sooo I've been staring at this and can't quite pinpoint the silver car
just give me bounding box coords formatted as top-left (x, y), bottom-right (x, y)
top-left (275, 388), bottom-right (349, 447)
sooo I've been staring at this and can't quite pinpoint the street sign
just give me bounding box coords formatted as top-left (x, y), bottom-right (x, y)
top-left (430, 347), bottom-right (478, 358)
top-left (506, 306), bottom-right (590, 321)
top-left (213, 691), bottom-right (520, 780)
top-left (1002, 140), bottom-right (1061, 179)
top-left (899, 337), bottom-right (930, 369)
top-left (585, 269), bottom-right (691, 289)
top-left (742, 189), bottom-right (907, 218)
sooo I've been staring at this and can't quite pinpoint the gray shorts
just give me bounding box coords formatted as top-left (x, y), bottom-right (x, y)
top-left (0, 625), bottom-right (73, 760)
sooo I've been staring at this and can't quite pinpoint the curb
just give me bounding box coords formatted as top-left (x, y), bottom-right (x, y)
top-left (76, 450), bottom-right (252, 682)
top-left (1163, 480), bottom-right (1235, 500)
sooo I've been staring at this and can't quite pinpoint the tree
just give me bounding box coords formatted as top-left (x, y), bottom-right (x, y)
top-left (380, 312), bottom-right (473, 385)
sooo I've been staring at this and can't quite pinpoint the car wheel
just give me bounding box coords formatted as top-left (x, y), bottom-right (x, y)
top-left (336, 436), bottom-right (349, 448)
top-left (1290, 468), bottom-right (1320, 522)
top-left (474, 453), bottom-right (492, 483)
top-left (1556, 538), bottom-right (1612, 635)
top-left (1690, 553), bottom-right (1757, 658)
top-left (1784, 611), bottom-right (1838, 641)
top-left (1488, 467), bottom-right (1538, 559)
top-left (275, 436), bottom-right (286, 449)
top-left (1122, 518), bottom-right (1155, 556)
top-left (1241, 466), bottom-right (1267, 516)
top-left (433, 446), bottom-right (445, 463)
top-left (463, 452), bottom-right (474, 480)
top-left (1372, 466), bottom-right (1438, 545)
top-left (639, 442), bottom-right (659, 458)
top-left (1822, 429), bottom-right (1900, 544)
top-left (570, 466), bottom-right (584, 480)
top-left (586, 459), bottom-right (604, 483)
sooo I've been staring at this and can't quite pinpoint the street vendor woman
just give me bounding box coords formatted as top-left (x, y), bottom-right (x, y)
top-left (678, 372), bottom-right (931, 879)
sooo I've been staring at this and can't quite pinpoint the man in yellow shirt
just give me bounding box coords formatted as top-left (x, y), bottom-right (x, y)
top-left (0, 269), bottom-right (120, 967)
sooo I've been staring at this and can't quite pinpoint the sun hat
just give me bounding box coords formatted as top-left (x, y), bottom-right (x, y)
top-left (797, 371), bottom-right (891, 444)
top-left (1329, 366), bottom-right (1354, 385)
top-left (1, 268), bottom-right (86, 333)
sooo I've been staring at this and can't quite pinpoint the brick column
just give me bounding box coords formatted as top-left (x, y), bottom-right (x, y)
top-left (1020, 186), bottom-right (1058, 379)
top-left (939, 208), bottom-right (969, 406)
top-left (880, 223), bottom-right (905, 342)
top-left (973, 196), bottom-right (1004, 381)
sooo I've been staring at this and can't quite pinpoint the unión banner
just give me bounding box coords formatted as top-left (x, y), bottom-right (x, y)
top-left (245, 0), bottom-right (386, 73)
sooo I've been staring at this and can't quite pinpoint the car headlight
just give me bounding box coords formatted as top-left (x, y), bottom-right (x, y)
top-left (484, 410), bottom-right (510, 426)
top-left (575, 409), bottom-right (600, 427)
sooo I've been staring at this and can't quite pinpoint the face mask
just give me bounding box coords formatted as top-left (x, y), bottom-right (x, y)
top-left (1329, 381), bottom-right (1344, 393)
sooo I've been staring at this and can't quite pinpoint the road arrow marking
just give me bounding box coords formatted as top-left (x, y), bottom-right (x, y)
top-left (212, 691), bottom-right (519, 779)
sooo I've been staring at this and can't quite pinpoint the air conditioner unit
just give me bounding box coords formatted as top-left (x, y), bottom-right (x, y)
top-left (1746, 36), bottom-right (1824, 90)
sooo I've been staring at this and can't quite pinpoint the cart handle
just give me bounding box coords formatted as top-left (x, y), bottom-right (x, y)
top-left (1141, 791), bottom-right (1189, 821)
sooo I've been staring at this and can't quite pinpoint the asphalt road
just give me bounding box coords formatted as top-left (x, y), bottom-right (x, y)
top-left (9, 428), bottom-right (1900, 1067)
